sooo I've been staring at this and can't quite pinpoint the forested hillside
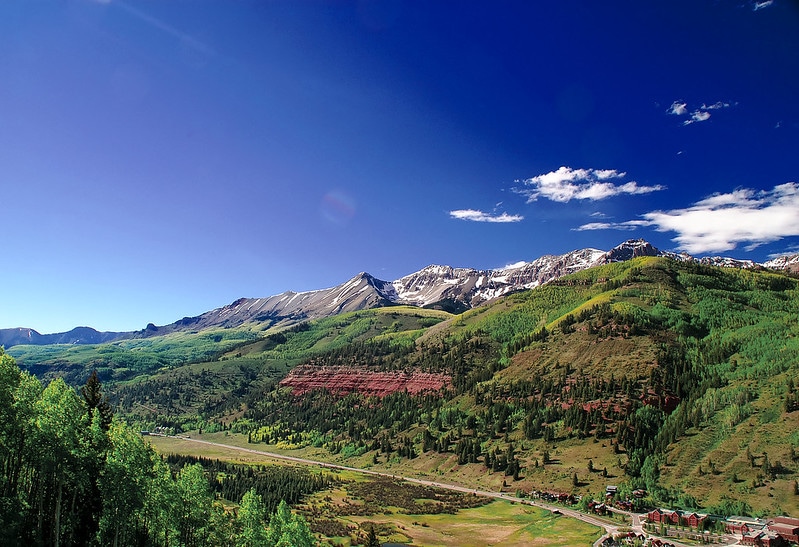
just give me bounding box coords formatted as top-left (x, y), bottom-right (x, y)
top-left (9, 258), bottom-right (799, 518)
top-left (0, 349), bottom-right (327, 546)
top-left (191, 257), bottom-right (799, 515)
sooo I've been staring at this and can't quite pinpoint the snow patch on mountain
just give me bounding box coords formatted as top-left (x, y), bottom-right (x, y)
top-left (764, 253), bottom-right (799, 272)
top-left (8, 239), bottom-right (799, 347)
top-left (131, 240), bottom-right (799, 334)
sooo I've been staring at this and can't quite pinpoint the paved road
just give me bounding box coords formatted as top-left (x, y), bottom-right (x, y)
top-left (170, 437), bottom-right (620, 536)
top-left (167, 437), bottom-right (741, 547)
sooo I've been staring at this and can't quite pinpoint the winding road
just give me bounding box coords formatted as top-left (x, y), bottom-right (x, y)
top-left (168, 437), bottom-right (622, 541)
top-left (167, 436), bottom-right (737, 547)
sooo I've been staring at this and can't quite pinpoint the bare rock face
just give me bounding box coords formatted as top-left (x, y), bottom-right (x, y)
top-left (279, 365), bottom-right (451, 397)
top-left (10, 239), bottom-right (799, 348)
top-left (602, 238), bottom-right (669, 262)
top-left (764, 253), bottom-right (799, 274)
top-left (134, 272), bottom-right (396, 336)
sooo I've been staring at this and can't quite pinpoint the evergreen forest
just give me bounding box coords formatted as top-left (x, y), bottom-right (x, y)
top-left (7, 257), bottom-right (799, 539)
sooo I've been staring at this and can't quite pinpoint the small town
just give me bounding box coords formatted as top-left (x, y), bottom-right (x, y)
top-left (558, 485), bottom-right (799, 547)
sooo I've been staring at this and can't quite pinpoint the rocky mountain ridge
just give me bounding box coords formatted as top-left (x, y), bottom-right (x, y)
top-left (0, 326), bottom-right (129, 348)
top-left (763, 253), bottom-right (799, 273)
top-left (3, 239), bottom-right (797, 348)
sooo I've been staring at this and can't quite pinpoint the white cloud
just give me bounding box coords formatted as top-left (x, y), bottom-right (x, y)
top-left (594, 169), bottom-right (622, 179)
top-left (668, 101), bottom-right (688, 116)
top-left (701, 101), bottom-right (730, 110)
top-left (578, 183), bottom-right (799, 254)
top-left (576, 220), bottom-right (650, 232)
top-left (684, 110), bottom-right (712, 125)
top-left (449, 209), bottom-right (523, 223)
top-left (668, 100), bottom-right (732, 125)
top-left (518, 166), bottom-right (665, 203)
top-left (754, 0), bottom-right (774, 10)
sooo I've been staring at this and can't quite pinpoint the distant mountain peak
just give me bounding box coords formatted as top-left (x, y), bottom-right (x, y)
top-left (604, 239), bottom-right (666, 262)
top-left (763, 253), bottom-right (799, 273)
top-left (6, 239), bottom-right (799, 349)
top-left (0, 326), bottom-right (126, 349)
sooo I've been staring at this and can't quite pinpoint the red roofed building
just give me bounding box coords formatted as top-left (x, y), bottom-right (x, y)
top-left (647, 508), bottom-right (668, 523)
top-left (683, 512), bottom-right (708, 529)
top-left (741, 530), bottom-right (785, 547)
top-left (727, 516), bottom-right (768, 535)
top-left (768, 517), bottom-right (799, 544)
top-left (647, 508), bottom-right (685, 526)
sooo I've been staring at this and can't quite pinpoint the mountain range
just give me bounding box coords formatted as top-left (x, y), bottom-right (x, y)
top-left (2, 239), bottom-right (797, 349)
top-left (8, 240), bottom-right (799, 518)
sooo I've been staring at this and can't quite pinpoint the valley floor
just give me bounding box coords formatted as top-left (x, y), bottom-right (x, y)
top-left (147, 432), bottom-right (742, 547)
top-left (148, 432), bottom-right (605, 546)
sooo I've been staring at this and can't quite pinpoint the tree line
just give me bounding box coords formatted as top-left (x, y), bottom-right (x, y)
top-left (0, 349), bottom-right (320, 546)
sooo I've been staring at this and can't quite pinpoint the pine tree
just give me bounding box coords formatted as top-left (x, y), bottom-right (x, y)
top-left (82, 370), bottom-right (113, 430)
top-left (366, 525), bottom-right (381, 547)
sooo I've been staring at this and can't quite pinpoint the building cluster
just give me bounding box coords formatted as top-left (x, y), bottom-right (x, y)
top-left (727, 516), bottom-right (799, 547)
top-left (644, 511), bottom-right (799, 546)
top-left (646, 508), bottom-right (709, 529)
top-left (529, 490), bottom-right (578, 504)
top-left (139, 425), bottom-right (174, 437)
top-left (598, 531), bottom-right (647, 547)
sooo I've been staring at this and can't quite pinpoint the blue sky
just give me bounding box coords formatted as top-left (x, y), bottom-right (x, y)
top-left (2, 0), bottom-right (798, 334)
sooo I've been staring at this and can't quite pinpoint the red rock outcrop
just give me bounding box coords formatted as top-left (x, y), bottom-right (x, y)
top-left (279, 365), bottom-right (451, 397)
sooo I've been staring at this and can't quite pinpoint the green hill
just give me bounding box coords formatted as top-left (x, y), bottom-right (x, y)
top-left (212, 257), bottom-right (799, 516)
top-left (11, 257), bottom-right (799, 516)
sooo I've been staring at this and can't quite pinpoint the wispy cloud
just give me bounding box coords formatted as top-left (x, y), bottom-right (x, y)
top-left (517, 166), bottom-right (665, 203)
top-left (578, 183), bottom-right (799, 254)
top-left (115, 1), bottom-right (215, 56)
top-left (449, 209), bottom-right (523, 223)
top-left (667, 99), bottom-right (733, 125)
top-left (753, 0), bottom-right (774, 11)
top-left (576, 220), bottom-right (650, 232)
top-left (576, 222), bottom-right (635, 231)
top-left (668, 101), bottom-right (688, 116)
top-left (685, 110), bottom-right (712, 125)
top-left (768, 245), bottom-right (799, 259)
top-left (702, 101), bottom-right (731, 110)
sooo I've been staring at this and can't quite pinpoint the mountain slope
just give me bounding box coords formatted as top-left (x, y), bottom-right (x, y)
top-left (764, 252), bottom-right (799, 273)
top-left (0, 326), bottom-right (127, 348)
top-left (142, 272), bottom-right (397, 335)
top-left (6, 239), bottom-right (797, 348)
top-left (10, 254), bottom-right (799, 515)
top-left (180, 257), bottom-right (799, 516)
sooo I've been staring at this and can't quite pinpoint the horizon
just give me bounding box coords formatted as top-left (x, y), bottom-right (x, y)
top-left (5, 236), bottom-right (795, 336)
top-left (2, 1), bottom-right (797, 333)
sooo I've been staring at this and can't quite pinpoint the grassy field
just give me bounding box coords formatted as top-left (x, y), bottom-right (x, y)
top-left (329, 501), bottom-right (601, 547)
top-left (147, 434), bottom-right (602, 547)
top-left (151, 430), bottom-right (625, 504)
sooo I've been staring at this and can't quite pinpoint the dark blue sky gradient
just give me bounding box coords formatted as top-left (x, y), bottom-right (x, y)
top-left (2, 1), bottom-right (797, 332)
